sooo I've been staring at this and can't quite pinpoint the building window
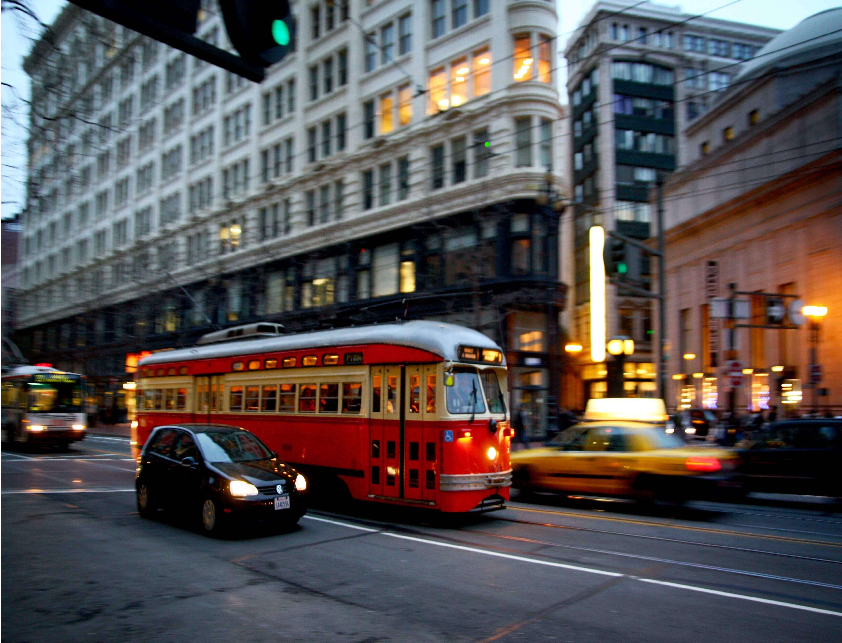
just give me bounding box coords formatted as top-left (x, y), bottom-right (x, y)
top-left (474, 128), bottom-right (490, 178)
top-left (337, 113), bottom-right (347, 150)
top-left (362, 170), bottom-right (374, 210)
top-left (306, 190), bottom-right (316, 226)
top-left (309, 66), bottom-right (319, 101)
top-left (515, 116), bottom-right (532, 167)
top-left (452, 0), bottom-right (467, 29)
top-left (451, 57), bottom-right (468, 107)
top-left (365, 33), bottom-right (377, 72)
top-left (379, 163), bottom-right (392, 206)
top-left (514, 34), bottom-right (532, 81)
top-left (307, 127), bottom-right (317, 163)
top-left (540, 119), bottom-right (553, 170)
top-left (322, 120), bottom-right (332, 157)
top-left (431, 0), bottom-right (446, 39)
top-left (334, 180), bottom-right (344, 219)
top-left (431, 144), bottom-right (445, 190)
top-left (338, 49), bottom-right (348, 86)
top-left (748, 109), bottom-right (759, 126)
top-left (399, 14), bottom-right (412, 55)
top-left (398, 157), bottom-right (410, 200)
top-left (381, 23), bottom-right (394, 65)
top-left (398, 84), bottom-right (413, 126)
top-left (538, 34), bottom-right (552, 83)
top-left (473, 48), bottom-right (491, 96)
top-left (723, 126), bottom-right (734, 141)
top-left (475, 0), bottom-right (489, 17)
top-left (380, 92), bottom-right (394, 134)
top-left (429, 66), bottom-right (446, 112)
top-left (319, 184), bottom-right (331, 223)
top-left (363, 100), bottom-right (375, 139)
top-left (323, 58), bottom-right (333, 94)
top-left (452, 136), bottom-right (466, 184)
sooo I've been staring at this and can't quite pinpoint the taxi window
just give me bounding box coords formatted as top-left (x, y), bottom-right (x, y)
top-left (552, 425), bottom-right (588, 450)
top-left (584, 427), bottom-right (611, 452)
top-left (148, 429), bottom-right (177, 457)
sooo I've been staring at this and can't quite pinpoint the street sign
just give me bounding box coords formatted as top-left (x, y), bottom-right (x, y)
top-left (710, 298), bottom-right (751, 319)
top-left (788, 299), bottom-right (806, 326)
top-left (767, 297), bottom-right (786, 324)
top-left (727, 360), bottom-right (744, 387)
top-left (810, 364), bottom-right (822, 384)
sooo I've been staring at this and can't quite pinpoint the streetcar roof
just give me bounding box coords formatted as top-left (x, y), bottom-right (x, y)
top-left (139, 320), bottom-right (505, 366)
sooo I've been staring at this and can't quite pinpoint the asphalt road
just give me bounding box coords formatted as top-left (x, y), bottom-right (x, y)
top-left (3, 435), bottom-right (841, 642)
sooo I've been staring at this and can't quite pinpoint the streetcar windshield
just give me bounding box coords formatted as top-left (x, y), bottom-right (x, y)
top-left (446, 368), bottom-right (486, 415)
top-left (195, 430), bottom-right (274, 463)
top-left (26, 381), bottom-right (84, 413)
top-left (480, 370), bottom-right (506, 414)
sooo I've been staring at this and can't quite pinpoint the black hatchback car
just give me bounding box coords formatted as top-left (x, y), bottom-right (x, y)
top-left (738, 419), bottom-right (842, 498)
top-left (136, 424), bottom-right (308, 535)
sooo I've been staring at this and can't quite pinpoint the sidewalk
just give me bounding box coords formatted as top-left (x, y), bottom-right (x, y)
top-left (88, 423), bottom-right (131, 439)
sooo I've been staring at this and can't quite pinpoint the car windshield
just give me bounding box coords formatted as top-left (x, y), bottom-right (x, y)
top-left (446, 368), bottom-right (486, 415)
top-left (195, 430), bottom-right (273, 463)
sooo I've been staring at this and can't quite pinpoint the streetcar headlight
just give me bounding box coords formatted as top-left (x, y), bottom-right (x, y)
top-left (294, 473), bottom-right (307, 492)
top-left (487, 446), bottom-right (497, 461)
top-left (131, 420), bottom-right (138, 429)
top-left (28, 425), bottom-right (45, 432)
top-left (229, 480), bottom-right (258, 497)
top-left (72, 424), bottom-right (86, 431)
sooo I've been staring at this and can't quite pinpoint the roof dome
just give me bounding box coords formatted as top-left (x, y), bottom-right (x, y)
top-left (735, 8), bottom-right (842, 82)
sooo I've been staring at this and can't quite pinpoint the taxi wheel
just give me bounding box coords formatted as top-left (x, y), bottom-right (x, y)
top-left (632, 474), bottom-right (657, 505)
top-left (137, 482), bottom-right (156, 518)
top-left (200, 497), bottom-right (226, 536)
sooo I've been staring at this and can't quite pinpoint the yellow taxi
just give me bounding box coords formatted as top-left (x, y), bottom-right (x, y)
top-left (511, 399), bottom-right (741, 502)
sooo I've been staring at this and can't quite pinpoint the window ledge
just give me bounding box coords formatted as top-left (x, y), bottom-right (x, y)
top-left (426, 13), bottom-right (492, 52)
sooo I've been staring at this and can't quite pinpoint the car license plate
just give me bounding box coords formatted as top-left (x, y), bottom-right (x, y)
top-left (274, 495), bottom-right (290, 511)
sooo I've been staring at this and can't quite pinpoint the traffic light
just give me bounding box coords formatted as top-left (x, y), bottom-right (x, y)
top-left (604, 238), bottom-right (627, 278)
top-left (219, 0), bottom-right (296, 67)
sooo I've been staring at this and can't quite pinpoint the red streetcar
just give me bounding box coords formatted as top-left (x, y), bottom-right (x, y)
top-left (134, 321), bottom-right (512, 512)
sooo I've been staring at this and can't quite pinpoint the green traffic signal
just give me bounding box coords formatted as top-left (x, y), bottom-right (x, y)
top-left (484, 141), bottom-right (490, 148)
top-left (271, 19), bottom-right (290, 46)
top-left (618, 262), bottom-right (627, 274)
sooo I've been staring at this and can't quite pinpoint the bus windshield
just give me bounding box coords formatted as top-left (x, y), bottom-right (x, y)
top-left (26, 380), bottom-right (84, 413)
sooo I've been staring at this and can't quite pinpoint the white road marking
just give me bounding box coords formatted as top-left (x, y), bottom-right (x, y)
top-left (85, 435), bottom-right (131, 443)
top-left (2, 488), bottom-right (135, 494)
top-left (0, 457), bottom-right (136, 462)
top-left (303, 514), bottom-right (842, 618)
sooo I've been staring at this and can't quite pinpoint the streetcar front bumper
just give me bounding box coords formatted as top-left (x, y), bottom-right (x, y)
top-left (439, 469), bottom-right (513, 492)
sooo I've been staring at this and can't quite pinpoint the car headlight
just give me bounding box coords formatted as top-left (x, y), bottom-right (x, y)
top-left (229, 480), bottom-right (258, 497)
top-left (72, 424), bottom-right (86, 431)
top-left (28, 425), bottom-right (45, 432)
top-left (294, 473), bottom-right (307, 492)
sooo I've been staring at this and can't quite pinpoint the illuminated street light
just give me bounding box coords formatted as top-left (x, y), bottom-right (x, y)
top-left (564, 343), bottom-right (583, 353)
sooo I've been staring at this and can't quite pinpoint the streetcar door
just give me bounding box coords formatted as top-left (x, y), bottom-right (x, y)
top-left (421, 364), bottom-right (439, 502)
top-left (382, 366), bottom-right (402, 499)
top-left (194, 375), bottom-right (223, 423)
top-left (368, 367), bottom-right (385, 497)
top-left (404, 366), bottom-right (424, 501)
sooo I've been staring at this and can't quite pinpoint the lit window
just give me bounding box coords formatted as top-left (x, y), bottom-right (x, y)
top-left (450, 57), bottom-right (468, 107)
top-left (398, 84), bottom-right (413, 126)
top-left (429, 67), bottom-right (447, 112)
top-left (513, 35), bottom-right (532, 82)
top-left (379, 92), bottom-right (394, 134)
top-left (538, 35), bottom-right (552, 83)
top-left (248, 360), bottom-right (261, 370)
top-left (473, 49), bottom-right (491, 96)
top-left (302, 355), bottom-right (318, 366)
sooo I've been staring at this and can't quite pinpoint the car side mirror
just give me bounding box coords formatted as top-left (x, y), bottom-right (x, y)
top-left (181, 456), bottom-right (198, 468)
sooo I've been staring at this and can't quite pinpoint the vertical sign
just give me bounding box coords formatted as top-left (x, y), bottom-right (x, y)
top-left (705, 261), bottom-right (719, 368)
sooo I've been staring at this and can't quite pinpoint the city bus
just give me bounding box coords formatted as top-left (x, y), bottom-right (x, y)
top-left (134, 320), bottom-right (512, 512)
top-left (1, 365), bottom-right (87, 448)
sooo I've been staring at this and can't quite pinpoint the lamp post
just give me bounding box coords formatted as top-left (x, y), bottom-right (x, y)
top-left (607, 336), bottom-right (634, 397)
top-left (803, 305), bottom-right (827, 414)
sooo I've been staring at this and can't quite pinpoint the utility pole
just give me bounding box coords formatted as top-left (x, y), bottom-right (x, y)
top-left (657, 174), bottom-right (667, 403)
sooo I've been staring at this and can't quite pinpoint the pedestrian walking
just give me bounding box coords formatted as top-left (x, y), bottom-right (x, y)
top-left (513, 403), bottom-right (530, 450)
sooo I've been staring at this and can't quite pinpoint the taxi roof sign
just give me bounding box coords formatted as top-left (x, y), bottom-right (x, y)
top-left (583, 398), bottom-right (668, 423)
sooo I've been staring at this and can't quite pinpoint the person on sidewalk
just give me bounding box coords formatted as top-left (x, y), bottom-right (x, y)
top-left (513, 404), bottom-right (530, 450)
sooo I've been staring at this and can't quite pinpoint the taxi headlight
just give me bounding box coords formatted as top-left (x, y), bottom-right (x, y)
top-left (229, 480), bottom-right (258, 497)
top-left (294, 473), bottom-right (307, 492)
top-left (487, 446), bottom-right (498, 461)
top-left (72, 424), bottom-right (86, 431)
top-left (28, 425), bottom-right (46, 432)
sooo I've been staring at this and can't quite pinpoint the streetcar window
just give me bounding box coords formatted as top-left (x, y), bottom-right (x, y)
top-left (387, 376), bottom-right (397, 414)
top-left (165, 389), bottom-right (175, 411)
top-left (282, 357), bottom-right (297, 368)
top-left (298, 384), bottom-right (317, 412)
top-left (229, 386), bottom-right (244, 411)
top-left (446, 368), bottom-right (486, 415)
top-left (426, 375), bottom-right (437, 413)
top-left (302, 356), bottom-right (318, 367)
top-left (179, 367), bottom-right (188, 375)
top-left (342, 382), bottom-right (362, 414)
top-left (323, 354), bottom-right (339, 366)
top-left (167, 368), bottom-right (176, 376)
top-left (245, 386), bottom-right (260, 412)
top-left (136, 389), bottom-right (145, 410)
top-left (409, 375), bottom-right (420, 414)
top-left (248, 360), bottom-right (261, 371)
top-left (156, 369), bottom-right (165, 376)
top-left (262, 385), bottom-right (277, 412)
top-left (153, 389), bottom-right (163, 410)
top-left (143, 390), bottom-right (154, 410)
top-left (481, 370), bottom-right (506, 414)
top-left (176, 388), bottom-right (187, 410)
top-left (232, 362), bottom-right (244, 372)
top-left (319, 383), bottom-right (339, 413)
top-left (372, 376), bottom-right (381, 413)
top-left (265, 359), bottom-right (278, 369)
top-left (278, 383), bottom-right (296, 412)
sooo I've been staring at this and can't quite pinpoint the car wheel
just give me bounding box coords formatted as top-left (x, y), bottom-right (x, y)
top-left (200, 497), bottom-right (226, 536)
top-left (632, 474), bottom-right (657, 505)
top-left (136, 482), bottom-right (156, 518)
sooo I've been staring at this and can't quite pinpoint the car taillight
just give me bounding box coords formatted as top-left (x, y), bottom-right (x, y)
top-left (685, 457), bottom-right (722, 472)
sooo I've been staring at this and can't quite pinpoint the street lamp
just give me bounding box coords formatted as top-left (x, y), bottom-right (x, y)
top-left (606, 336), bottom-right (634, 397)
top-left (803, 305), bottom-right (827, 414)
